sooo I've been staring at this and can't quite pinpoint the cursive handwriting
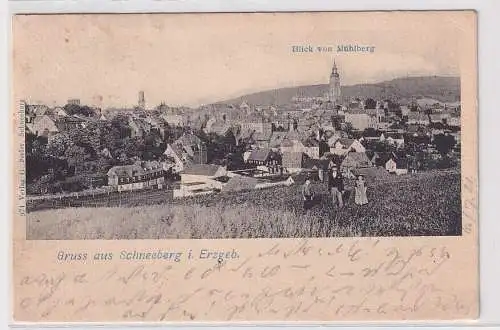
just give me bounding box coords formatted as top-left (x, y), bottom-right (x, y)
top-left (14, 237), bottom-right (475, 322)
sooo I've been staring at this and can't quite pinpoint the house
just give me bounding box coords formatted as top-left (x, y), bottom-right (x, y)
top-left (107, 160), bottom-right (165, 192)
top-left (407, 113), bottom-right (430, 125)
top-left (332, 138), bottom-right (366, 153)
top-left (128, 118), bottom-right (146, 138)
top-left (302, 139), bottom-right (320, 159)
top-left (279, 138), bottom-right (307, 154)
top-left (281, 151), bottom-right (307, 173)
top-left (32, 115), bottom-right (59, 140)
top-left (29, 104), bottom-right (51, 117)
top-left (174, 164), bottom-right (227, 198)
top-left (400, 105), bottom-right (410, 117)
top-left (54, 107), bottom-right (68, 117)
top-left (208, 120), bottom-right (232, 136)
top-left (175, 132), bottom-right (208, 165)
top-left (371, 152), bottom-right (398, 168)
top-left (385, 133), bottom-right (405, 148)
top-left (345, 111), bottom-right (377, 130)
top-left (326, 133), bottom-right (343, 147)
top-left (161, 114), bottom-right (185, 127)
top-left (340, 152), bottom-right (373, 172)
top-left (55, 116), bottom-right (86, 131)
top-left (429, 114), bottom-right (447, 124)
top-left (181, 164), bottom-right (227, 185)
top-left (246, 149), bottom-right (281, 167)
top-left (385, 158), bottom-right (397, 173)
top-left (251, 131), bottom-right (272, 148)
top-left (163, 143), bottom-right (186, 173)
top-left (240, 120), bottom-right (267, 134)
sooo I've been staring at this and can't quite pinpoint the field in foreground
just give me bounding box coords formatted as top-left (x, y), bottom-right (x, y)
top-left (27, 170), bottom-right (461, 239)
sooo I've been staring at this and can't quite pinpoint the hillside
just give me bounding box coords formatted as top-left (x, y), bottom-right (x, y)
top-left (218, 76), bottom-right (460, 106)
top-left (27, 170), bottom-right (460, 239)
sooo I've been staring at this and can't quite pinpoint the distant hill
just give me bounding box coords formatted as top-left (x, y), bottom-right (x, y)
top-left (218, 76), bottom-right (460, 106)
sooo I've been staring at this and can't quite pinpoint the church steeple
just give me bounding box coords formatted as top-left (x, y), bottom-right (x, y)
top-left (329, 59), bottom-right (341, 105)
top-left (331, 60), bottom-right (339, 77)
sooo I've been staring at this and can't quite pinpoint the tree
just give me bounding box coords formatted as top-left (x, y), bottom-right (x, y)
top-left (332, 116), bottom-right (342, 130)
top-left (343, 122), bottom-right (354, 136)
top-left (433, 134), bottom-right (456, 156)
top-left (47, 133), bottom-right (73, 158)
top-left (63, 104), bottom-right (96, 117)
top-left (64, 145), bottom-right (90, 175)
top-left (364, 98), bottom-right (377, 109)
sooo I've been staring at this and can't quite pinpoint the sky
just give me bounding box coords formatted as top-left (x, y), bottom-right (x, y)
top-left (12, 12), bottom-right (472, 108)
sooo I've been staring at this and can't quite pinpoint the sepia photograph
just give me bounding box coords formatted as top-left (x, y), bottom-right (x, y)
top-left (11, 11), bottom-right (480, 323)
top-left (18, 13), bottom-right (463, 240)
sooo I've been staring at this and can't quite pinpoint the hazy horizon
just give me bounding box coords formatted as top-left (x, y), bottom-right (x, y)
top-left (20, 74), bottom-right (461, 109)
top-left (14, 13), bottom-right (465, 109)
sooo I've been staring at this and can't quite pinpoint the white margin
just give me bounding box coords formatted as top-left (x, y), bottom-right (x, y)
top-left (2, 0), bottom-right (500, 329)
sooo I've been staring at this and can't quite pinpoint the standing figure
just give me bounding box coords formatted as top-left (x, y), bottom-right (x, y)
top-left (354, 175), bottom-right (368, 206)
top-left (302, 179), bottom-right (314, 211)
top-left (328, 167), bottom-right (344, 208)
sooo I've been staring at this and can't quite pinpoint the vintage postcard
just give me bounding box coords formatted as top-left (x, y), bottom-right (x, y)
top-left (12, 11), bottom-right (478, 323)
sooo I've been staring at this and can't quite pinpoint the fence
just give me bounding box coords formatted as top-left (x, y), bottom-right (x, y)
top-left (26, 186), bottom-right (175, 212)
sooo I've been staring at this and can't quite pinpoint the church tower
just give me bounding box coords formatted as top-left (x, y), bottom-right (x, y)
top-left (328, 60), bottom-right (341, 105)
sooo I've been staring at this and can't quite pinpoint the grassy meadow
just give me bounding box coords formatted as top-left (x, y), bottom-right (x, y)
top-left (26, 170), bottom-right (461, 239)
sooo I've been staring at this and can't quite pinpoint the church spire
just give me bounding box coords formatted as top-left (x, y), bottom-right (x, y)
top-left (331, 59), bottom-right (339, 76)
top-left (328, 59), bottom-right (341, 105)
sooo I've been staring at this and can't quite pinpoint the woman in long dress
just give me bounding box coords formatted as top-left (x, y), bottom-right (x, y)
top-left (354, 175), bottom-right (368, 206)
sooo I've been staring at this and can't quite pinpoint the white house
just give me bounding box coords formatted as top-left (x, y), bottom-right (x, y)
top-left (385, 158), bottom-right (397, 173)
top-left (174, 164), bottom-right (227, 198)
top-left (387, 158), bottom-right (409, 175)
top-left (32, 115), bottom-right (59, 141)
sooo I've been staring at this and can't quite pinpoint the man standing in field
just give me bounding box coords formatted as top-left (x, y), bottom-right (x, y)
top-left (328, 166), bottom-right (344, 208)
top-left (302, 179), bottom-right (314, 211)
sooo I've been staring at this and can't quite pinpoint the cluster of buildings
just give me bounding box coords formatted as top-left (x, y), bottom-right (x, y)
top-left (25, 62), bottom-right (462, 197)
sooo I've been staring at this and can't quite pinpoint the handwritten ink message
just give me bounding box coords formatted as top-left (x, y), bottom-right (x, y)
top-left (15, 238), bottom-right (476, 322)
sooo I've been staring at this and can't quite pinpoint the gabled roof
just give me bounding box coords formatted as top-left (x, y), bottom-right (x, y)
top-left (248, 149), bottom-right (273, 162)
top-left (341, 152), bottom-right (372, 168)
top-left (107, 160), bottom-right (162, 178)
top-left (371, 152), bottom-right (398, 165)
top-left (33, 115), bottom-right (59, 133)
top-left (329, 148), bottom-right (350, 156)
top-left (335, 138), bottom-right (355, 148)
top-left (183, 164), bottom-right (223, 177)
top-left (303, 158), bottom-right (331, 170)
top-left (282, 151), bottom-right (305, 167)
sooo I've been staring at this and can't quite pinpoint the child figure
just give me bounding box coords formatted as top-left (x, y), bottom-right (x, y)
top-left (354, 175), bottom-right (368, 206)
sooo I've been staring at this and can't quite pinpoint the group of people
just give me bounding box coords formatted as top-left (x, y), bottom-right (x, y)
top-left (301, 166), bottom-right (368, 211)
